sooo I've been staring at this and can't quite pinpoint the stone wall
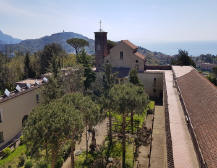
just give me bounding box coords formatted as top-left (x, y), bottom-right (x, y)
top-left (138, 72), bottom-right (163, 99)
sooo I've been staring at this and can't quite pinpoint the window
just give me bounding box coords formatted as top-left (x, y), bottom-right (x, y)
top-left (153, 78), bottom-right (157, 87)
top-left (0, 132), bottom-right (4, 143)
top-left (120, 51), bottom-right (123, 60)
top-left (153, 89), bottom-right (156, 93)
top-left (136, 60), bottom-right (138, 63)
top-left (36, 94), bottom-right (40, 104)
top-left (0, 109), bottom-right (2, 123)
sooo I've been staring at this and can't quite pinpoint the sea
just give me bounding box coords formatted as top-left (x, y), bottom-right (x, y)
top-left (140, 41), bottom-right (217, 56)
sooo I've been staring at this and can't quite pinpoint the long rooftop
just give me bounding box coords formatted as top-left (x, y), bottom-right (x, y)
top-left (175, 67), bottom-right (217, 168)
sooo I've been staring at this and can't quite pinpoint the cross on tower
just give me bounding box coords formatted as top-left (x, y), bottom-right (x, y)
top-left (99, 20), bottom-right (102, 32)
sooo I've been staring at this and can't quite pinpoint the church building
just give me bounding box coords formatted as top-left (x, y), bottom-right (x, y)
top-left (94, 30), bottom-right (146, 73)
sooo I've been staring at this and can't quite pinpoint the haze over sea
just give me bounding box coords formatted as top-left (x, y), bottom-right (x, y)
top-left (140, 41), bottom-right (217, 56)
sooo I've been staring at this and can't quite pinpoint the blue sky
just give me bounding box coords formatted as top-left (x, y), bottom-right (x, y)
top-left (1, 0), bottom-right (217, 44)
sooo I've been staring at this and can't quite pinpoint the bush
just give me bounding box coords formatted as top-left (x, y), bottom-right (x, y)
top-left (55, 157), bottom-right (64, 168)
top-left (109, 142), bottom-right (122, 157)
top-left (18, 155), bottom-right (25, 167)
top-left (2, 147), bottom-right (11, 158)
top-left (20, 136), bottom-right (24, 145)
top-left (25, 160), bottom-right (33, 168)
top-left (60, 144), bottom-right (71, 160)
top-left (36, 161), bottom-right (48, 168)
top-left (8, 165), bottom-right (12, 168)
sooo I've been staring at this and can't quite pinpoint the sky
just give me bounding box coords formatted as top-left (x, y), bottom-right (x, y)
top-left (0, 0), bottom-right (217, 55)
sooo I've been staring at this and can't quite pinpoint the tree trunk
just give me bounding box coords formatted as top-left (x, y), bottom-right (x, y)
top-left (131, 110), bottom-right (134, 134)
top-left (85, 124), bottom-right (88, 159)
top-left (90, 127), bottom-right (96, 153)
top-left (45, 143), bottom-right (48, 162)
top-left (51, 149), bottom-right (57, 168)
top-left (122, 114), bottom-right (126, 168)
top-left (71, 139), bottom-right (75, 168)
top-left (108, 111), bottom-right (113, 146)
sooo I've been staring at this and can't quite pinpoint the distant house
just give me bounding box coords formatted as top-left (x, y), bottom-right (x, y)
top-left (197, 62), bottom-right (216, 71)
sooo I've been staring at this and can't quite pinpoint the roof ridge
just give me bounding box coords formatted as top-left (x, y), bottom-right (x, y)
top-left (121, 40), bottom-right (138, 50)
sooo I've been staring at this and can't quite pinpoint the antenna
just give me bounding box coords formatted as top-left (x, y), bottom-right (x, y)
top-left (16, 85), bottom-right (21, 92)
top-left (4, 89), bottom-right (10, 97)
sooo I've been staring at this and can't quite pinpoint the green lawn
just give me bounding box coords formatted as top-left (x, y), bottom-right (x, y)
top-left (0, 145), bottom-right (26, 167)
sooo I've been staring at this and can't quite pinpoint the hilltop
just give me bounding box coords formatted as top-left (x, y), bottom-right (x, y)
top-left (0, 31), bottom-right (171, 65)
top-left (0, 30), bottom-right (21, 44)
top-left (138, 47), bottom-right (171, 65)
top-left (0, 32), bottom-right (95, 54)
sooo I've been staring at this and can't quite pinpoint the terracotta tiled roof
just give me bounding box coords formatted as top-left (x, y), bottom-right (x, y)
top-left (121, 40), bottom-right (138, 50)
top-left (134, 51), bottom-right (145, 60)
top-left (177, 69), bottom-right (217, 168)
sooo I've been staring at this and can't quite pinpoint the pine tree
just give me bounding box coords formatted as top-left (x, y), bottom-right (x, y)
top-left (24, 53), bottom-right (35, 79)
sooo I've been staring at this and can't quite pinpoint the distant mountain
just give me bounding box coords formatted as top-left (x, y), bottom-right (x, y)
top-left (0, 31), bottom-right (171, 65)
top-left (0, 32), bottom-right (95, 55)
top-left (0, 30), bottom-right (21, 44)
top-left (138, 47), bottom-right (172, 65)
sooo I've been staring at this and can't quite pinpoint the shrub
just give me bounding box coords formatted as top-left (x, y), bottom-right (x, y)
top-left (109, 142), bottom-right (122, 157)
top-left (2, 147), bottom-right (11, 157)
top-left (25, 160), bottom-right (33, 168)
top-left (8, 165), bottom-right (12, 168)
top-left (60, 144), bottom-right (71, 161)
top-left (18, 155), bottom-right (25, 167)
top-left (36, 161), bottom-right (48, 168)
top-left (55, 157), bottom-right (64, 168)
top-left (20, 136), bottom-right (24, 145)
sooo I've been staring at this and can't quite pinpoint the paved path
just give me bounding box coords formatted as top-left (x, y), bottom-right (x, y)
top-left (149, 106), bottom-right (167, 168)
top-left (62, 119), bottom-right (108, 168)
top-left (164, 70), bottom-right (199, 168)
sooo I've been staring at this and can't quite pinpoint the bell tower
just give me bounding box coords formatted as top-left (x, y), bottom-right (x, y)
top-left (94, 20), bottom-right (108, 71)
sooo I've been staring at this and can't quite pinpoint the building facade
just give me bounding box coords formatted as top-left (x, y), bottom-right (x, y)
top-left (0, 80), bottom-right (41, 149)
top-left (105, 40), bottom-right (145, 72)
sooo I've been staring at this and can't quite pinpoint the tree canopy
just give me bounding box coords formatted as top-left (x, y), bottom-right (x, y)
top-left (67, 38), bottom-right (89, 55)
top-left (23, 100), bottom-right (83, 168)
top-left (109, 83), bottom-right (148, 168)
top-left (129, 68), bottom-right (141, 86)
top-left (171, 50), bottom-right (196, 67)
top-left (23, 53), bottom-right (35, 79)
top-left (39, 43), bottom-right (64, 74)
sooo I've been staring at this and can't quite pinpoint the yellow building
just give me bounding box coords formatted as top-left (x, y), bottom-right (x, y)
top-left (0, 79), bottom-right (41, 150)
top-left (105, 40), bottom-right (145, 72)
